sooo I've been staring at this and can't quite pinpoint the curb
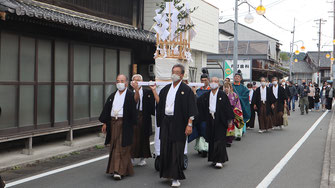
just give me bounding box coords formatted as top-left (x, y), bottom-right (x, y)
top-left (0, 139), bottom-right (105, 172)
top-left (320, 109), bottom-right (335, 188)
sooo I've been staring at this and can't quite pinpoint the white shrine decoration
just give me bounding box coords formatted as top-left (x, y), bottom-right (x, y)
top-left (153, 0), bottom-right (197, 62)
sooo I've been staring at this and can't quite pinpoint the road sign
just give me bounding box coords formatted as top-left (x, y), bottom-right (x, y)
top-left (224, 60), bottom-right (251, 80)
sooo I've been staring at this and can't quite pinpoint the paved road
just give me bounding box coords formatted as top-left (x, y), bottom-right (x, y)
top-left (8, 109), bottom-right (332, 188)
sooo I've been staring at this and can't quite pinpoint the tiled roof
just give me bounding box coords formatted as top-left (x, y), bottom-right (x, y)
top-left (219, 40), bottom-right (269, 55)
top-left (306, 51), bottom-right (332, 68)
top-left (292, 60), bottom-right (315, 73)
top-left (0, 0), bottom-right (156, 43)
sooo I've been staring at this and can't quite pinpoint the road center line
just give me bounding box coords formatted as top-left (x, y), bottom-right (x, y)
top-left (256, 110), bottom-right (330, 188)
top-left (6, 142), bottom-right (156, 187)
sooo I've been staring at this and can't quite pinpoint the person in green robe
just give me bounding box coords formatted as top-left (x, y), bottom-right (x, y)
top-left (232, 73), bottom-right (251, 138)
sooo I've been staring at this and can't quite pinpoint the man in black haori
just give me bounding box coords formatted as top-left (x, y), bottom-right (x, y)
top-left (99, 74), bottom-right (137, 180)
top-left (130, 74), bottom-right (155, 166)
top-left (253, 77), bottom-right (275, 133)
top-left (198, 77), bottom-right (234, 168)
top-left (270, 77), bottom-right (287, 129)
top-left (156, 64), bottom-right (197, 187)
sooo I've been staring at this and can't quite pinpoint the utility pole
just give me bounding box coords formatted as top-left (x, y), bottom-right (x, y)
top-left (317, 18), bottom-right (321, 86)
top-left (315, 18), bottom-right (327, 86)
top-left (334, 0), bottom-right (335, 55)
top-left (233, 0), bottom-right (239, 76)
top-left (289, 18), bottom-right (295, 82)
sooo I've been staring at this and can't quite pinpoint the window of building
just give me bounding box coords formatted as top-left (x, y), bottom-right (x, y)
top-left (0, 31), bottom-right (130, 134)
top-left (324, 70), bottom-right (331, 77)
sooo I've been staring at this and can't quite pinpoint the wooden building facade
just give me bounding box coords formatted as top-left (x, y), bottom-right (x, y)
top-left (0, 0), bottom-right (155, 143)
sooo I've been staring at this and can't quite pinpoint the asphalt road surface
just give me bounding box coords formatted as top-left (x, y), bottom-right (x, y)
top-left (6, 109), bottom-right (332, 188)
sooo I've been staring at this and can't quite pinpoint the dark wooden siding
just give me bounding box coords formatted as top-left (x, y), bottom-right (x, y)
top-left (36, 0), bottom-right (139, 25)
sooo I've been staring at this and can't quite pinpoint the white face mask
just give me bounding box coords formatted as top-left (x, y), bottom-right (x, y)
top-left (272, 81), bottom-right (278, 85)
top-left (171, 74), bottom-right (181, 82)
top-left (116, 83), bottom-right (126, 91)
top-left (261, 82), bottom-right (267, 86)
top-left (210, 83), bottom-right (219, 89)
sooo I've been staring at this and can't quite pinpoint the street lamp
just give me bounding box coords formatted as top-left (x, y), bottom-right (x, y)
top-left (300, 46), bottom-right (306, 51)
top-left (233, 0), bottom-right (265, 76)
top-left (326, 53), bottom-right (331, 59)
top-left (256, 0), bottom-right (266, 15)
top-left (289, 41), bottom-right (305, 81)
top-left (244, 6), bottom-right (254, 24)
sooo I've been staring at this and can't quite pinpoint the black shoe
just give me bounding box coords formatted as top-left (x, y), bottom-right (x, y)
top-left (235, 137), bottom-right (241, 141)
top-left (183, 155), bottom-right (188, 170)
top-left (226, 143), bottom-right (231, 147)
top-left (301, 112), bottom-right (304, 115)
top-left (0, 176), bottom-right (5, 188)
top-left (154, 156), bottom-right (160, 171)
top-left (201, 151), bottom-right (208, 158)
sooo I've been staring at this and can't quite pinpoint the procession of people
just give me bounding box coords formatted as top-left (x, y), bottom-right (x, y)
top-left (99, 64), bottom-right (335, 187)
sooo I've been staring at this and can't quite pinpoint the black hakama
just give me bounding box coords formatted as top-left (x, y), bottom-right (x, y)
top-left (159, 116), bottom-right (186, 180)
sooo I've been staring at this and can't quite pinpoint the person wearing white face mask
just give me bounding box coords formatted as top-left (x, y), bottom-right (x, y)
top-left (197, 77), bottom-right (234, 169)
top-left (270, 77), bottom-right (288, 130)
top-left (191, 74), bottom-right (211, 158)
top-left (156, 64), bottom-right (197, 187)
top-left (252, 77), bottom-right (276, 133)
top-left (307, 82), bottom-right (315, 111)
top-left (223, 81), bottom-right (243, 146)
top-left (246, 83), bottom-right (256, 129)
top-left (99, 74), bottom-right (137, 180)
top-left (130, 74), bottom-right (155, 167)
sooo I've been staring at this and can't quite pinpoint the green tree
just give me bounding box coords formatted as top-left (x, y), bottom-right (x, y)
top-left (280, 52), bottom-right (289, 61)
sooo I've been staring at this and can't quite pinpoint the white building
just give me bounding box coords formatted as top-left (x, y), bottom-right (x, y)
top-left (143, 0), bottom-right (219, 81)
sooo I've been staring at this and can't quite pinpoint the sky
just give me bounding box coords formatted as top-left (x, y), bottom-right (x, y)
top-left (206, 0), bottom-right (334, 52)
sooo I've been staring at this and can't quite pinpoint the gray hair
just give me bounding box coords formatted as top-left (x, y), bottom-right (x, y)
top-left (172, 64), bottom-right (185, 74)
top-left (132, 74), bottom-right (143, 81)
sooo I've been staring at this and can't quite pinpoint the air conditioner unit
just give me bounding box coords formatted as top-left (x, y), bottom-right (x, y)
top-left (148, 64), bottom-right (155, 77)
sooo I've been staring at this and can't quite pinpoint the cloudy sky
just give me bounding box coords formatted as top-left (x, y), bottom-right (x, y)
top-left (206, 0), bottom-right (334, 52)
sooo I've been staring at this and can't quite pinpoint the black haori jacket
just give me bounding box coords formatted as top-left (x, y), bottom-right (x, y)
top-left (270, 85), bottom-right (288, 112)
top-left (140, 88), bottom-right (156, 137)
top-left (252, 86), bottom-right (276, 116)
top-left (99, 89), bottom-right (137, 147)
top-left (156, 82), bottom-right (198, 142)
top-left (197, 90), bottom-right (234, 142)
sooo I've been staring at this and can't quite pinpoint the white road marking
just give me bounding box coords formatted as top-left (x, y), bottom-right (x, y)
top-left (6, 142), bottom-right (156, 187)
top-left (256, 110), bottom-right (330, 188)
top-left (7, 108), bottom-right (330, 188)
top-left (5, 155), bottom-right (109, 187)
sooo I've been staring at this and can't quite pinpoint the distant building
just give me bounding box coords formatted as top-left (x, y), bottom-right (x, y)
top-left (207, 19), bottom-right (287, 82)
top-left (291, 60), bottom-right (314, 84)
top-left (304, 51), bottom-right (332, 83)
top-left (289, 51), bottom-right (332, 84)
